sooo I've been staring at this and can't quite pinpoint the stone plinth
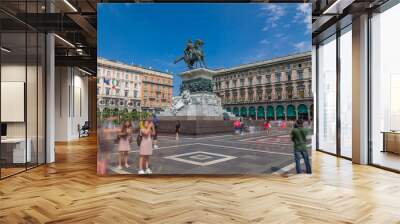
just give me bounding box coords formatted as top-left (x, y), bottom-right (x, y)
top-left (158, 68), bottom-right (236, 135)
top-left (157, 120), bottom-right (235, 135)
top-left (179, 68), bottom-right (216, 94)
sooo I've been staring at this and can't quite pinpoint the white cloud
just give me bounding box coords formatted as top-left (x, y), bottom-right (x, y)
top-left (294, 3), bottom-right (312, 34)
top-left (260, 39), bottom-right (270, 45)
top-left (293, 41), bottom-right (311, 52)
top-left (259, 4), bottom-right (286, 31)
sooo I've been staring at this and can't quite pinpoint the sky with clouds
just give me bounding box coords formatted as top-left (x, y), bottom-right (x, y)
top-left (98, 3), bottom-right (311, 96)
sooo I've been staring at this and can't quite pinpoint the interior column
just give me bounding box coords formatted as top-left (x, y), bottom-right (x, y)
top-left (352, 14), bottom-right (369, 164)
top-left (46, 32), bottom-right (55, 163)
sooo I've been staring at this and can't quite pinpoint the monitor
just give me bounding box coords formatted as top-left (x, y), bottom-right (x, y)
top-left (1, 123), bottom-right (7, 137)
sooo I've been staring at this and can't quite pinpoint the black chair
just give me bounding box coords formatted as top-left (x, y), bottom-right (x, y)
top-left (79, 121), bottom-right (90, 138)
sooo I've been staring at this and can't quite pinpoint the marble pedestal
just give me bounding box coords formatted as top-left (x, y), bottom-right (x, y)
top-left (158, 68), bottom-right (236, 135)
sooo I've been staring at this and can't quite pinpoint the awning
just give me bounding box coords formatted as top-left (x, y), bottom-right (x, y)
top-left (257, 106), bottom-right (265, 118)
top-left (298, 104), bottom-right (308, 114)
top-left (233, 107), bottom-right (239, 116)
top-left (276, 106), bottom-right (284, 118)
top-left (287, 105), bottom-right (296, 118)
top-left (240, 107), bottom-right (248, 117)
top-left (267, 106), bottom-right (274, 118)
top-left (249, 107), bottom-right (256, 117)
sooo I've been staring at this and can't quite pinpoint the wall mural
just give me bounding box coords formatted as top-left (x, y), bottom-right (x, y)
top-left (97, 3), bottom-right (313, 175)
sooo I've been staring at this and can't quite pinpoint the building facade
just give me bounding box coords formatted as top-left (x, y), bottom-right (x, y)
top-left (97, 58), bottom-right (173, 114)
top-left (141, 70), bottom-right (173, 113)
top-left (97, 58), bottom-right (142, 113)
top-left (213, 52), bottom-right (312, 121)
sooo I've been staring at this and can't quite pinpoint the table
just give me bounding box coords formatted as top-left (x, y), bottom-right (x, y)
top-left (1, 138), bottom-right (32, 163)
top-left (382, 131), bottom-right (400, 154)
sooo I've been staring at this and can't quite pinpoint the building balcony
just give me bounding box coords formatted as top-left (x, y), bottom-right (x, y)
top-left (142, 80), bottom-right (173, 87)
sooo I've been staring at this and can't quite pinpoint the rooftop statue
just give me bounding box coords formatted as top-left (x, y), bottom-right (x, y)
top-left (174, 39), bottom-right (207, 70)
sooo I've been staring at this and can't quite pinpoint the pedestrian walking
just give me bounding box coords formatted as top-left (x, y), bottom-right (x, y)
top-left (291, 119), bottom-right (311, 174)
top-left (264, 120), bottom-right (271, 135)
top-left (175, 120), bottom-right (181, 140)
top-left (281, 120), bottom-right (287, 129)
top-left (240, 118), bottom-right (244, 135)
top-left (234, 119), bottom-right (241, 134)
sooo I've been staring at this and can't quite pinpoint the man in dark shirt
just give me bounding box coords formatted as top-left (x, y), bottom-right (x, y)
top-left (291, 119), bottom-right (311, 174)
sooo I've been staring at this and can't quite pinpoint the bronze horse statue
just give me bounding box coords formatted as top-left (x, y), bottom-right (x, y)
top-left (174, 39), bottom-right (207, 70)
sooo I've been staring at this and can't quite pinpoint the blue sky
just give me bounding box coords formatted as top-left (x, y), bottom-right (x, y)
top-left (98, 3), bottom-right (311, 95)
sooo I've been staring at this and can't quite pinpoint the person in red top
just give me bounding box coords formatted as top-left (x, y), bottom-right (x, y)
top-left (281, 120), bottom-right (287, 129)
top-left (264, 120), bottom-right (271, 135)
top-left (234, 119), bottom-right (241, 134)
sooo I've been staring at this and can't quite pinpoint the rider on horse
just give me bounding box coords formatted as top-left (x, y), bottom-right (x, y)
top-left (175, 39), bottom-right (207, 70)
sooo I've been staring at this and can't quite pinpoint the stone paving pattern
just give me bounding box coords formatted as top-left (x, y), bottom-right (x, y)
top-left (98, 128), bottom-right (312, 174)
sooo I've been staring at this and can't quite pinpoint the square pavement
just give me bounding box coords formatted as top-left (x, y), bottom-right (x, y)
top-left (99, 129), bottom-right (312, 175)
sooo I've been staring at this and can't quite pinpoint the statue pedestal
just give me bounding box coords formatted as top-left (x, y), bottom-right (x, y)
top-left (180, 68), bottom-right (216, 81)
top-left (158, 68), bottom-right (236, 135)
top-left (157, 120), bottom-right (235, 135)
top-left (179, 68), bottom-right (216, 94)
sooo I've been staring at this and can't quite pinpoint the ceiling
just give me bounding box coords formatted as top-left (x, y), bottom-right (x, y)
top-left (0, 0), bottom-right (97, 75)
top-left (312, 0), bottom-right (390, 41)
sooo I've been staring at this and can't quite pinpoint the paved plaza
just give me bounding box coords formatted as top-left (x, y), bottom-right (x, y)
top-left (99, 128), bottom-right (312, 175)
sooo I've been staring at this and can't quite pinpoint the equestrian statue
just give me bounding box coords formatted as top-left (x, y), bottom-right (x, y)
top-left (174, 39), bottom-right (207, 70)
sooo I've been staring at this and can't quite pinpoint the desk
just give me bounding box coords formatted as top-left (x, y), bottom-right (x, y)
top-left (382, 131), bottom-right (400, 154)
top-left (1, 138), bottom-right (31, 163)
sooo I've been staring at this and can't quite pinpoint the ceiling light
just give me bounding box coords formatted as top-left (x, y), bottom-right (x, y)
top-left (323, 0), bottom-right (355, 15)
top-left (63, 0), bottom-right (78, 12)
top-left (54, 34), bottom-right (75, 48)
top-left (1, 47), bottom-right (11, 53)
top-left (78, 68), bottom-right (92, 76)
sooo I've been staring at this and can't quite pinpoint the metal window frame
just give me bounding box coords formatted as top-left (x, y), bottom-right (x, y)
top-left (367, 0), bottom-right (400, 172)
top-left (315, 18), bottom-right (353, 161)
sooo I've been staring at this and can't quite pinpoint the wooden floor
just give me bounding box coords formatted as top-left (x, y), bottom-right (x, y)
top-left (1, 135), bottom-right (400, 224)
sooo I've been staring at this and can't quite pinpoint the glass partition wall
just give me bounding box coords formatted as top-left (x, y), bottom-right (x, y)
top-left (0, 3), bottom-right (46, 179)
top-left (316, 24), bottom-right (353, 159)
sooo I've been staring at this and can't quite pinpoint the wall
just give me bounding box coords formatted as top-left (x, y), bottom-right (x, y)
top-left (1, 64), bottom-right (43, 141)
top-left (54, 67), bottom-right (89, 141)
top-left (1, 61), bottom-right (46, 167)
top-left (1, 64), bottom-right (26, 138)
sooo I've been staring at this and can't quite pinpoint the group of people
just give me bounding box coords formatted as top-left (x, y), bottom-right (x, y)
top-left (233, 118), bottom-right (280, 135)
top-left (116, 115), bottom-right (182, 175)
top-left (115, 113), bottom-right (310, 175)
top-left (116, 114), bottom-right (160, 175)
